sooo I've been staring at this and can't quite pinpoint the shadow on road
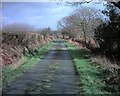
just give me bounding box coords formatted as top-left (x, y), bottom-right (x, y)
top-left (41, 49), bottom-right (91, 60)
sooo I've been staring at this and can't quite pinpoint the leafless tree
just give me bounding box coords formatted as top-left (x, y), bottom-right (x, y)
top-left (37, 27), bottom-right (51, 39)
top-left (2, 23), bottom-right (34, 33)
top-left (65, 0), bottom-right (120, 9)
top-left (58, 7), bottom-right (102, 46)
top-left (2, 23), bottom-right (35, 46)
top-left (73, 7), bottom-right (102, 43)
top-left (57, 16), bottom-right (79, 39)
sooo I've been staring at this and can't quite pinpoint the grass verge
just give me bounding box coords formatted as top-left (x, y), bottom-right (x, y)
top-left (2, 42), bottom-right (52, 87)
top-left (65, 41), bottom-right (108, 95)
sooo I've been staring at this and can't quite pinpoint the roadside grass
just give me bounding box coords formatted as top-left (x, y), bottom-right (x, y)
top-left (65, 42), bottom-right (108, 95)
top-left (2, 42), bottom-right (52, 87)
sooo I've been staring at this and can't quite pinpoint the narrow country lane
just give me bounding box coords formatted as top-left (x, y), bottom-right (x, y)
top-left (3, 39), bottom-right (80, 94)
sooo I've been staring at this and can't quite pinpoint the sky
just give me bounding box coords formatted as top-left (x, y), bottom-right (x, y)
top-left (2, 2), bottom-right (75, 30)
top-left (2, 1), bottom-right (106, 30)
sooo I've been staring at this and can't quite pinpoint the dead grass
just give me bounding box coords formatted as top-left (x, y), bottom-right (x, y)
top-left (90, 55), bottom-right (120, 93)
top-left (90, 56), bottom-right (120, 69)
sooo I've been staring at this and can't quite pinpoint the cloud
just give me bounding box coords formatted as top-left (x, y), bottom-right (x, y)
top-left (26, 16), bottom-right (44, 24)
top-left (2, 2), bottom-right (74, 30)
top-left (47, 6), bottom-right (72, 14)
top-left (27, 16), bottom-right (43, 21)
top-left (2, 16), bottom-right (13, 26)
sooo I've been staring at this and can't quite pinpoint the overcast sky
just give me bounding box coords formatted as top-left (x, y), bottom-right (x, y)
top-left (2, 2), bottom-right (106, 30)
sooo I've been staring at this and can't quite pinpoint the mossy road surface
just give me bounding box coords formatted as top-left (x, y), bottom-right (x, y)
top-left (3, 39), bottom-right (80, 94)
